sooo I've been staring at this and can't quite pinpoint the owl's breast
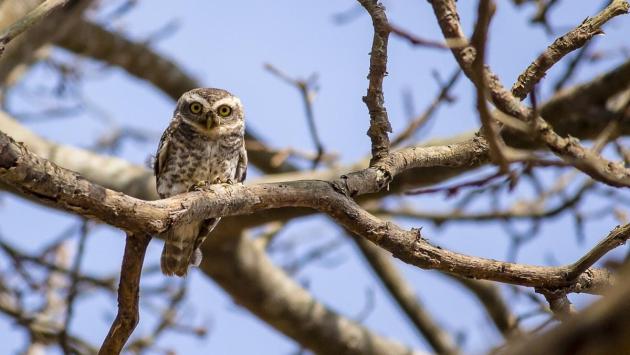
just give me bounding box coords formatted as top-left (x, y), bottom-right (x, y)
top-left (157, 137), bottom-right (241, 197)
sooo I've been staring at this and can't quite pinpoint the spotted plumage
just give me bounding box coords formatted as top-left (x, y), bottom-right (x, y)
top-left (155, 88), bottom-right (247, 277)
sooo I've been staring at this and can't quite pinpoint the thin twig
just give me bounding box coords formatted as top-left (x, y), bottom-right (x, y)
top-left (391, 69), bottom-right (460, 147)
top-left (264, 64), bottom-right (326, 168)
top-left (60, 219), bottom-right (90, 355)
top-left (388, 24), bottom-right (450, 50)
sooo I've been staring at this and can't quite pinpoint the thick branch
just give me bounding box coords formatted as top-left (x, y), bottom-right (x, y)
top-left (0, 130), bottom-right (621, 294)
top-left (203, 233), bottom-right (424, 355)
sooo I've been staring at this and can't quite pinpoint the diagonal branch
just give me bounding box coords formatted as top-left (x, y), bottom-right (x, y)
top-left (203, 233), bottom-right (425, 355)
top-left (566, 224), bottom-right (630, 281)
top-left (0, 0), bottom-right (70, 57)
top-left (512, 0), bottom-right (630, 100)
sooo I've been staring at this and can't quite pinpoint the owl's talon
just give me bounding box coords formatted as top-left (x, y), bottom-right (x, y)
top-left (190, 180), bottom-right (209, 192)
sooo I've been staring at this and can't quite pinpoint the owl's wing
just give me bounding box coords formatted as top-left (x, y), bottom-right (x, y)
top-left (235, 144), bottom-right (248, 183)
top-left (154, 117), bottom-right (179, 181)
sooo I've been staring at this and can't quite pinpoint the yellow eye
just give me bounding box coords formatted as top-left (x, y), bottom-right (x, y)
top-left (217, 105), bottom-right (232, 117)
top-left (189, 102), bottom-right (203, 114)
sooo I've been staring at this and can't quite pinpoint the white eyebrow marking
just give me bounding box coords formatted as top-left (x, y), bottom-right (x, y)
top-left (183, 92), bottom-right (211, 109)
top-left (211, 96), bottom-right (242, 110)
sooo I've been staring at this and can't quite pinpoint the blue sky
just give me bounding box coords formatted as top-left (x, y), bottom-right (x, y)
top-left (1, 1), bottom-right (629, 354)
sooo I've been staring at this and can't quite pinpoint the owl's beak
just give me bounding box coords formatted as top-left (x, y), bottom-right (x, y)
top-left (206, 113), bottom-right (220, 130)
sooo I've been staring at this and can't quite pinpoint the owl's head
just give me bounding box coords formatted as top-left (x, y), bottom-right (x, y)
top-left (175, 88), bottom-right (244, 136)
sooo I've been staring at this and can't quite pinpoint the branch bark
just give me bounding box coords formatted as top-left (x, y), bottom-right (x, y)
top-left (511, 0), bottom-right (630, 100)
top-left (99, 233), bottom-right (151, 355)
top-left (0, 129), bottom-right (621, 294)
top-left (357, 0), bottom-right (392, 163)
top-left (430, 0), bottom-right (630, 188)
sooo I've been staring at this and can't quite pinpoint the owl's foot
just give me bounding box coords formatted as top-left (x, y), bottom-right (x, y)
top-left (189, 180), bottom-right (209, 192)
top-left (210, 177), bottom-right (235, 185)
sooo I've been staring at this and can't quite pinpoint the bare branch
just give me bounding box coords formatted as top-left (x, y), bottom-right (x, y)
top-left (357, 0), bottom-right (392, 163)
top-left (470, 0), bottom-right (511, 174)
top-left (430, 0), bottom-right (630, 188)
top-left (0, 130), bottom-right (620, 294)
top-left (566, 223), bottom-right (630, 281)
top-left (512, 0), bottom-right (630, 100)
top-left (99, 233), bottom-right (151, 355)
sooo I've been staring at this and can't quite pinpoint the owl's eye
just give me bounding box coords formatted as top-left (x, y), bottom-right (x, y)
top-left (217, 105), bottom-right (232, 117)
top-left (189, 102), bottom-right (203, 114)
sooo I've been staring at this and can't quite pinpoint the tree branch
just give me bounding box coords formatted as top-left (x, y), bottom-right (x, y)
top-left (357, 0), bottom-right (392, 163)
top-left (512, 0), bottom-right (630, 100)
top-left (0, 129), bottom-right (621, 294)
top-left (203, 233), bottom-right (425, 355)
top-left (99, 233), bottom-right (151, 355)
top-left (430, 0), bottom-right (630, 188)
top-left (0, 0), bottom-right (70, 57)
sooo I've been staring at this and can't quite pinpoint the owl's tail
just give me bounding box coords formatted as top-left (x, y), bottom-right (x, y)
top-left (160, 222), bottom-right (201, 277)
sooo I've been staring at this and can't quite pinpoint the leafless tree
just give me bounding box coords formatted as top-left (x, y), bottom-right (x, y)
top-left (1, 0), bottom-right (630, 354)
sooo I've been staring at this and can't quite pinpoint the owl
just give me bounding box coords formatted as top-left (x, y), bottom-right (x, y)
top-left (154, 88), bottom-right (247, 277)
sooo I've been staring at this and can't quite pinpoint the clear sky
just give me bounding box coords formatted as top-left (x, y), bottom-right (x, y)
top-left (1, 1), bottom-right (629, 354)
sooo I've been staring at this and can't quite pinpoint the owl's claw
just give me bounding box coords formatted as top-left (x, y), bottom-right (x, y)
top-left (190, 180), bottom-right (209, 192)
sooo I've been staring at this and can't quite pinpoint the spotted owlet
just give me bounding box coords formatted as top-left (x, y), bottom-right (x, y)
top-left (154, 88), bottom-right (247, 277)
